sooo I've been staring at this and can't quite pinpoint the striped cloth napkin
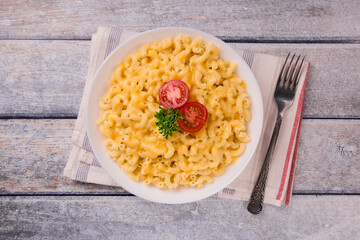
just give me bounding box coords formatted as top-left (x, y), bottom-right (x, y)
top-left (64, 27), bottom-right (310, 206)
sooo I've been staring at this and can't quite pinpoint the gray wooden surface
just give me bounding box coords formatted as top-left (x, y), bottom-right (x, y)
top-left (1, 0), bottom-right (360, 239)
top-left (1, 196), bottom-right (360, 240)
top-left (1, 0), bottom-right (359, 41)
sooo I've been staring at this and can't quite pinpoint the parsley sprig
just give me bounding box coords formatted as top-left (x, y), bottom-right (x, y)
top-left (155, 107), bottom-right (184, 139)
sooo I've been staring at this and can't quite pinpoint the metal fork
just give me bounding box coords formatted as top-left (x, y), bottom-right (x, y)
top-left (247, 53), bottom-right (305, 214)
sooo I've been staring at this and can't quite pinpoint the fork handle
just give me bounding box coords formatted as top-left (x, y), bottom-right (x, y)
top-left (247, 114), bottom-right (283, 214)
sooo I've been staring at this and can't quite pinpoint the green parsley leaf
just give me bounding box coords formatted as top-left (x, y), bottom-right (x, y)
top-left (154, 107), bottom-right (184, 139)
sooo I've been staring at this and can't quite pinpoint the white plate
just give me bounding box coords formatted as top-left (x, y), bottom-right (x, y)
top-left (86, 27), bottom-right (263, 204)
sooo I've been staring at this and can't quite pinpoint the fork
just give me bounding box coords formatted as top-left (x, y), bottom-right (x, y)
top-left (247, 53), bottom-right (305, 214)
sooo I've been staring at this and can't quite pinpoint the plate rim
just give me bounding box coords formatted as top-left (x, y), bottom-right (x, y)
top-left (85, 27), bottom-right (264, 204)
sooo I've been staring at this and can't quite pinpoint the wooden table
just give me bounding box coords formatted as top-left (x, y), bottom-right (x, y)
top-left (1, 1), bottom-right (359, 239)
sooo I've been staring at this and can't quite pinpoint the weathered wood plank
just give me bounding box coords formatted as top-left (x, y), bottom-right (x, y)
top-left (0, 119), bottom-right (358, 194)
top-left (1, 41), bottom-right (359, 118)
top-left (0, 119), bottom-right (121, 194)
top-left (0, 196), bottom-right (359, 239)
top-left (0, 40), bottom-right (89, 118)
top-left (1, 0), bottom-right (360, 40)
top-left (294, 119), bottom-right (360, 194)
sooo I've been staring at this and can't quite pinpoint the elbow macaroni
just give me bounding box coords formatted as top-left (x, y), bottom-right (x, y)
top-left (97, 36), bottom-right (251, 189)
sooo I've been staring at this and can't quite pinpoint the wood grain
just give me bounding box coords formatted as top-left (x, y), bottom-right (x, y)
top-left (1, 0), bottom-right (360, 40)
top-left (1, 41), bottom-right (359, 118)
top-left (0, 40), bottom-right (89, 118)
top-left (0, 119), bottom-right (121, 194)
top-left (0, 119), bottom-right (358, 194)
top-left (0, 195), bottom-right (359, 239)
top-left (1, 1), bottom-right (358, 237)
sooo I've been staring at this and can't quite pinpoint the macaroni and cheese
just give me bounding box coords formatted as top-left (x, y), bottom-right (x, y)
top-left (97, 35), bottom-right (251, 189)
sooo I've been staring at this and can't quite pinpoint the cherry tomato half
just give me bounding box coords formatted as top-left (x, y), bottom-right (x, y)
top-left (177, 102), bottom-right (208, 133)
top-left (159, 80), bottom-right (189, 109)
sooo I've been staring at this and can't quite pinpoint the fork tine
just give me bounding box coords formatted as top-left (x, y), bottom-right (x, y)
top-left (284, 54), bottom-right (296, 84)
top-left (289, 55), bottom-right (301, 83)
top-left (276, 53), bottom-right (290, 88)
top-left (294, 56), bottom-right (305, 85)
